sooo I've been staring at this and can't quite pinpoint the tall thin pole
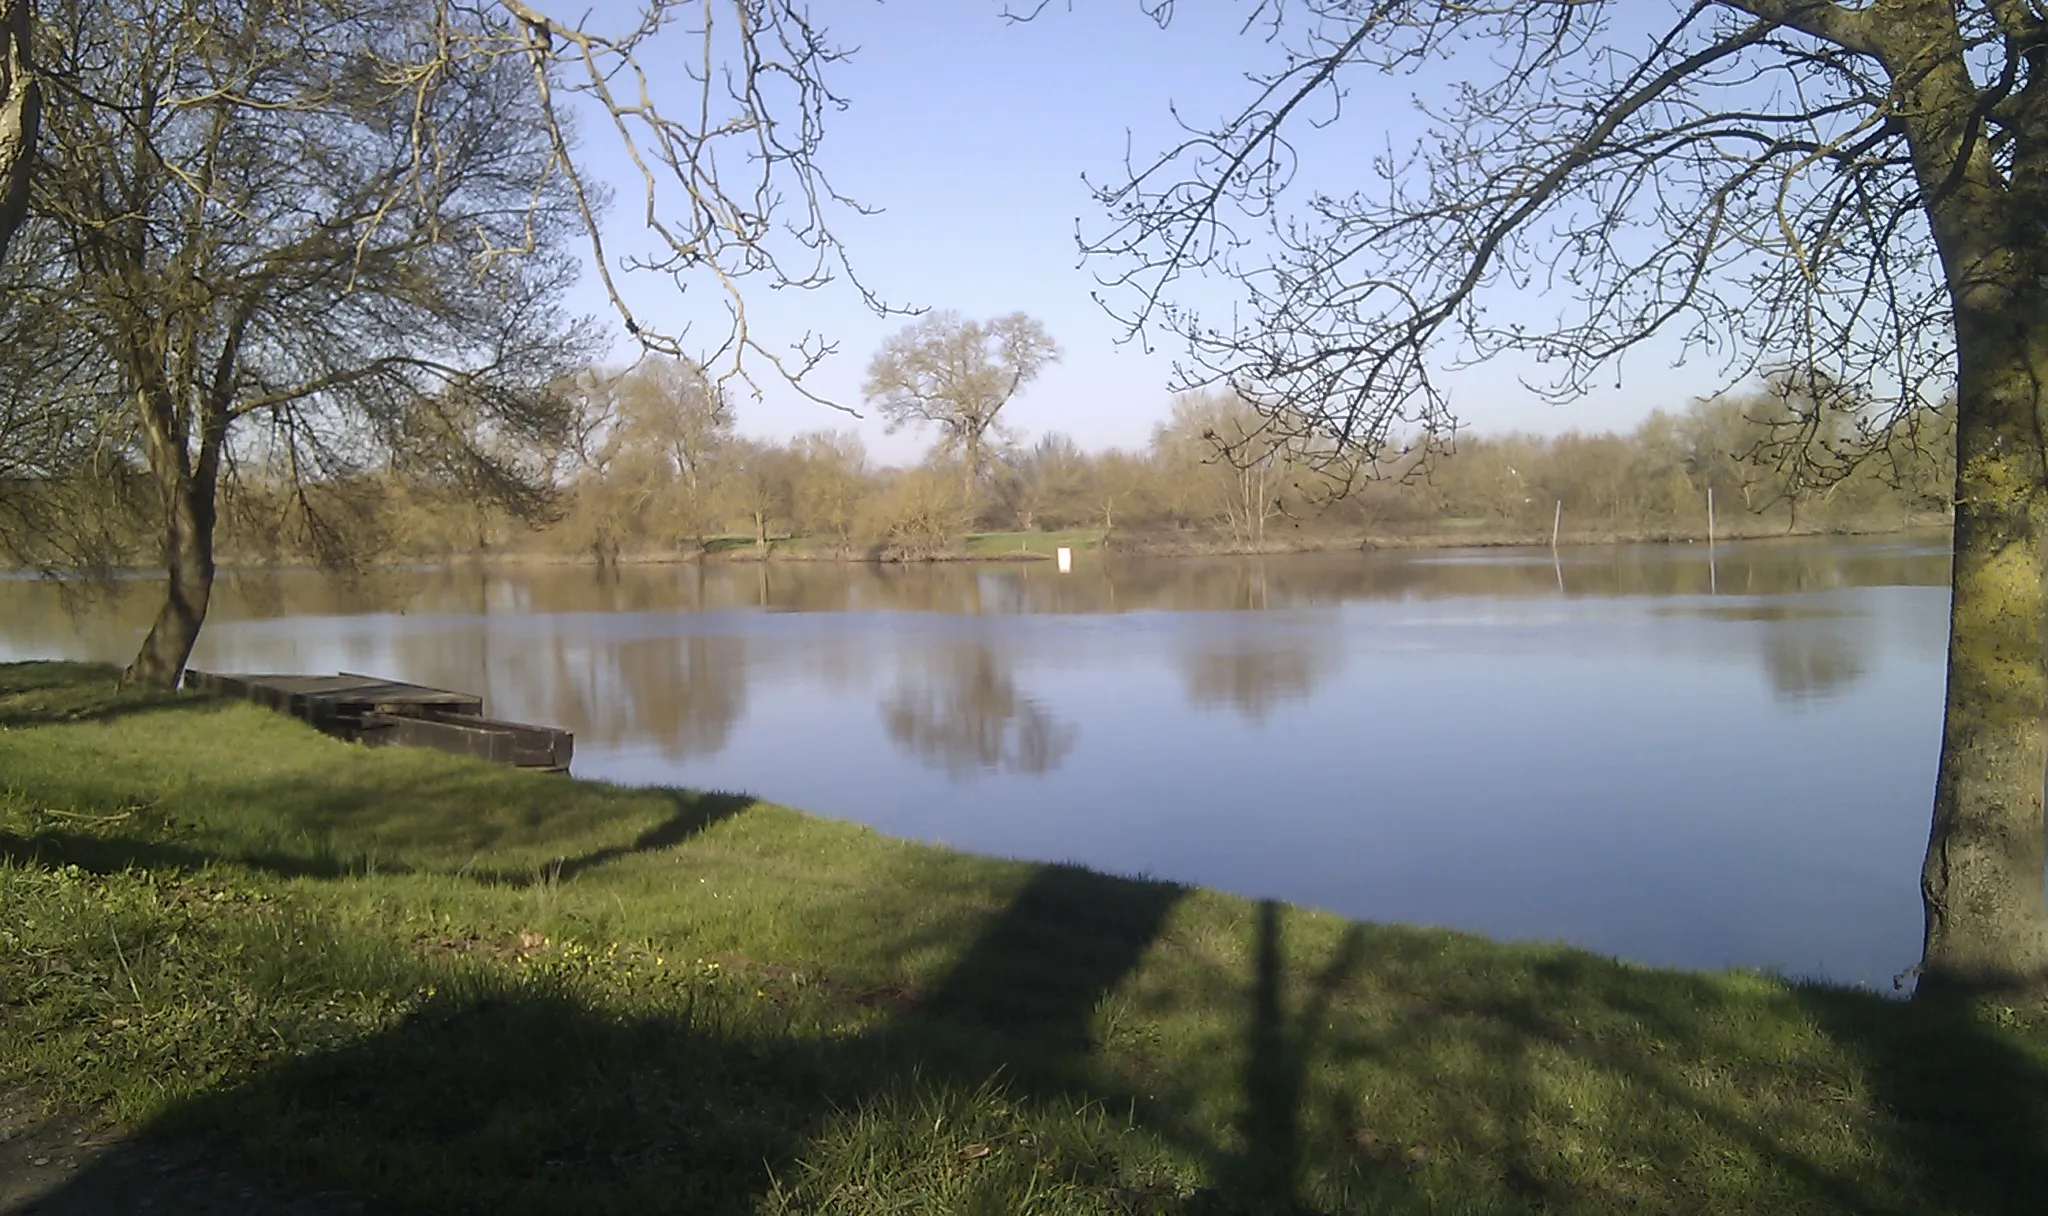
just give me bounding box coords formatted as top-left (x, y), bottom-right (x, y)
top-left (1551, 500), bottom-right (1562, 549)
top-left (1707, 486), bottom-right (1717, 596)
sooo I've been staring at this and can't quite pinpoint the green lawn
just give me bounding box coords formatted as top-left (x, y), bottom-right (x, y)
top-left (1, 660), bottom-right (2043, 1214)
top-left (963, 529), bottom-right (1107, 557)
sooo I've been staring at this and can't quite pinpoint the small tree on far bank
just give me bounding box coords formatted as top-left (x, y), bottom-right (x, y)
top-left (788, 430), bottom-right (871, 555)
top-left (723, 440), bottom-right (797, 553)
top-left (862, 311), bottom-right (1060, 498)
top-left (860, 465), bottom-right (976, 561)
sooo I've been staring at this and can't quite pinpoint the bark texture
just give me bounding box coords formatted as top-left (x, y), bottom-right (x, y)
top-left (0, 0), bottom-right (38, 262)
top-left (123, 379), bottom-right (225, 689)
top-left (1886, 0), bottom-right (2048, 1000)
top-left (1918, 293), bottom-right (2048, 998)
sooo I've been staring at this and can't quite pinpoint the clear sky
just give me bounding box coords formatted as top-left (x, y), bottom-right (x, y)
top-left (564, 0), bottom-right (1709, 466)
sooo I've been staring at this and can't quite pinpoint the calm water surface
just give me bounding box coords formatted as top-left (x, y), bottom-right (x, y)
top-left (0, 537), bottom-right (1957, 989)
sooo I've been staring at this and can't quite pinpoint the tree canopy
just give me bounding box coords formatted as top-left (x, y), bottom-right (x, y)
top-left (862, 311), bottom-right (1061, 493)
top-left (3, 0), bottom-right (593, 681)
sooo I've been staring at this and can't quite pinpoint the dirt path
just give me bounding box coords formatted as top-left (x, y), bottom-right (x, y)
top-left (0, 1093), bottom-right (384, 1216)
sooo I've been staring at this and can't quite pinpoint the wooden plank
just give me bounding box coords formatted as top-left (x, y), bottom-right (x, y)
top-left (361, 711), bottom-right (573, 772)
top-left (188, 669), bottom-right (571, 772)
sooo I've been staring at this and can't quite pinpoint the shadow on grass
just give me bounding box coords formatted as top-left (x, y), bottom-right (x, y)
top-left (0, 660), bottom-right (205, 729)
top-left (0, 787), bottom-right (753, 890)
top-left (12, 860), bottom-right (2048, 1214)
top-left (0, 827), bottom-right (357, 881)
top-left (1797, 987), bottom-right (2048, 1215)
top-left (547, 792), bottom-right (755, 883)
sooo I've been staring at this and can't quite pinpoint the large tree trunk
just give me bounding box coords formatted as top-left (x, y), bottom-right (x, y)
top-left (1918, 287), bottom-right (2048, 1001)
top-left (125, 472), bottom-right (217, 687)
top-left (0, 0), bottom-right (39, 263)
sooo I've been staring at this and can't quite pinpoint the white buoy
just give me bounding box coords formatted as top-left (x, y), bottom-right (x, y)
top-left (1055, 546), bottom-right (1073, 574)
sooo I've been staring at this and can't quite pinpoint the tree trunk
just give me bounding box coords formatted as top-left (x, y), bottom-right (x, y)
top-left (1918, 288), bottom-right (2048, 1002)
top-left (0, 0), bottom-right (39, 263)
top-left (125, 474), bottom-right (217, 688)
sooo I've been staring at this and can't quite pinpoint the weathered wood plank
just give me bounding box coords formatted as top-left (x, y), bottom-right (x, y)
top-left (184, 670), bottom-right (570, 772)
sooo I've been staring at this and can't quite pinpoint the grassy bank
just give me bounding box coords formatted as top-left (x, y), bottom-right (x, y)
top-left (1, 662), bottom-right (2042, 1214)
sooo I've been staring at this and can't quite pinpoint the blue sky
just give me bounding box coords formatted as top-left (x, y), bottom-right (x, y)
top-left (564, 0), bottom-right (1707, 465)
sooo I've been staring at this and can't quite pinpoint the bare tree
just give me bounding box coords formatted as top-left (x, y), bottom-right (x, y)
top-left (996, 432), bottom-right (1090, 531)
top-left (1084, 0), bottom-right (2048, 1000)
top-left (722, 438), bottom-right (797, 553)
top-left (1154, 392), bottom-right (1298, 549)
top-left (0, 225), bottom-right (136, 573)
top-left (1, 0), bottom-right (904, 395)
top-left (859, 465), bottom-right (977, 560)
top-left (862, 311), bottom-right (1061, 495)
top-left (10, 0), bottom-right (591, 685)
top-left (787, 429), bottom-right (871, 553)
top-left (558, 357), bottom-right (734, 558)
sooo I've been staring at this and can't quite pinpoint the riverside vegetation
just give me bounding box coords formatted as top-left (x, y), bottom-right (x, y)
top-left (1, 660), bottom-right (2043, 1214)
top-left (9, 359), bottom-right (1957, 577)
top-left (274, 372), bottom-right (1961, 566)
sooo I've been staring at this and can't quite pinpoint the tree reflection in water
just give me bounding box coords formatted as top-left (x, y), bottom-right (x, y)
top-left (1177, 625), bottom-right (1340, 725)
top-left (1763, 628), bottom-right (1869, 704)
top-left (880, 644), bottom-right (1075, 779)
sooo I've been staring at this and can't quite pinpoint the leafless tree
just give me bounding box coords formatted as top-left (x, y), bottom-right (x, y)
top-left (787, 429), bottom-right (872, 554)
top-left (1, 0), bottom-right (904, 395)
top-left (557, 357), bottom-right (735, 559)
top-left (10, 0), bottom-right (593, 685)
top-left (722, 437), bottom-right (797, 553)
top-left (1081, 0), bottom-right (2048, 999)
top-left (863, 311), bottom-right (1062, 495)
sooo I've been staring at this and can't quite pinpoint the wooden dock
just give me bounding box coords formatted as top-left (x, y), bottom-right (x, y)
top-left (183, 671), bottom-right (573, 773)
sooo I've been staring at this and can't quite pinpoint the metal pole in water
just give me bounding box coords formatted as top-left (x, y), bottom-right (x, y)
top-left (1551, 500), bottom-right (1562, 549)
top-left (1707, 486), bottom-right (1717, 596)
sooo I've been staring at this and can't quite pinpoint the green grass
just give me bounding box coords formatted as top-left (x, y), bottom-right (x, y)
top-left (963, 529), bottom-right (1107, 557)
top-left (2, 660), bottom-right (2044, 1214)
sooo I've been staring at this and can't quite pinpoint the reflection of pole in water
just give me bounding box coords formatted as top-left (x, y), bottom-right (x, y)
top-left (1707, 487), bottom-right (1718, 596)
top-left (1553, 547), bottom-right (1565, 593)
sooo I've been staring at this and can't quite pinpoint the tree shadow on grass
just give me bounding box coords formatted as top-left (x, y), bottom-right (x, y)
top-left (0, 660), bottom-right (217, 729)
top-left (3, 771), bottom-right (753, 890)
top-left (1795, 985), bottom-right (2048, 1216)
top-left (0, 827), bottom-right (358, 881)
top-left (9, 864), bottom-right (1197, 1216)
top-left (11, 860), bottom-right (2048, 1215)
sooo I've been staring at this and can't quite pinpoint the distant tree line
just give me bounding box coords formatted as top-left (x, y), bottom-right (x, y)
top-left (206, 359), bottom-right (1953, 566)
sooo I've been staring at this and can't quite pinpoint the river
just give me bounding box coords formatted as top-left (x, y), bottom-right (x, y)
top-left (0, 535), bottom-right (1958, 989)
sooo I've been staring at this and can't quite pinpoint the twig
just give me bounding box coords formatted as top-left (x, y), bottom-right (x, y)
top-left (107, 926), bottom-right (144, 1006)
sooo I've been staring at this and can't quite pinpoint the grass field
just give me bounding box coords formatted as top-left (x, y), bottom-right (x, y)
top-left (962, 529), bottom-right (1107, 558)
top-left (1, 660), bottom-right (2044, 1214)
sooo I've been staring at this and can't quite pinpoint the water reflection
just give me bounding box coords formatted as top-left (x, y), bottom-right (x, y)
top-left (881, 644), bottom-right (1075, 779)
top-left (1762, 630), bottom-right (1869, 704)
top-left (1177, 622), bottom-right (1339, 724)
top-left (0, 535), bottom-right (1958, 986)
